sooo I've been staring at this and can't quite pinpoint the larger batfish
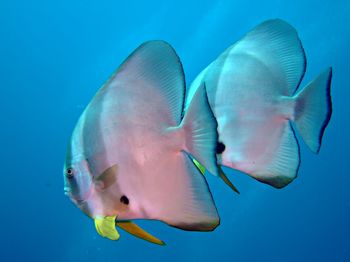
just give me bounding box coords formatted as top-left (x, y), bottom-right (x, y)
top-left (63, 41), bottom-right (220, 245)
top-left (187, 19), bottom-right (332, 189)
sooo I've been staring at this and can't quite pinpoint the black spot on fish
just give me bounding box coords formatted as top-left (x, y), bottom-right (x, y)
top-left (216, 142), bottom-right (226, 154)
top-left (120, 195), bottom-right (129, 205)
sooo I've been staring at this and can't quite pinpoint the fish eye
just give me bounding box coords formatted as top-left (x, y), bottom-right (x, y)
top-left (66, 168), bottom-right (74, 179)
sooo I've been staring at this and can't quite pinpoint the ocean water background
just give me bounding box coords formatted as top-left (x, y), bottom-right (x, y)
top-left (1, 0), bottom-right (349, 261)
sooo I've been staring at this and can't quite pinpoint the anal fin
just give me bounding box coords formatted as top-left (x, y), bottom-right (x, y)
top-left (117, 221), bottom-right (165, 246)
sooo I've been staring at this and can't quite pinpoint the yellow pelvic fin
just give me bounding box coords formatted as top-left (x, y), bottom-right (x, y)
top-left (117, 221), bottom-right (165, 246)
top-left (218, 167), bottom-right (240, 194)
top-left (193, 158), bottom-right (206, 175)
top-left (94, 216), bottom-right (120, 240)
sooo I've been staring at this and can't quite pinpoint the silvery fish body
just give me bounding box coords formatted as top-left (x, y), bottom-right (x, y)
top-left (64, 41), bottom-right (220, 231)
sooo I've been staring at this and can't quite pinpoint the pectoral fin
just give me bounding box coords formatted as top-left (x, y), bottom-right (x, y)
top-left (116, 221), bottom-right (165, 246)
top-left (94, 216), bottom-right (120, 240)
top-left (94, 164), bottom-right (118, 191)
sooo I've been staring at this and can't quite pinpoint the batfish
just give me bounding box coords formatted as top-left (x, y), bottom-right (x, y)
top-left (186, 19), bottom-right (332, 189)
top-left (63, 41), bottom-right (220, 245)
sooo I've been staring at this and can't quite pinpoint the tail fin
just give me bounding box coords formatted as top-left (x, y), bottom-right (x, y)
top-left (181, 83), bottom-right (219, 176)
top-left (294, 68), bottom-right (333, 153)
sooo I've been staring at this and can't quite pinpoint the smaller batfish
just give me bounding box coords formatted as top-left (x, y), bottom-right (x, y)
top-left (186, 19), bottom-right (332, 189)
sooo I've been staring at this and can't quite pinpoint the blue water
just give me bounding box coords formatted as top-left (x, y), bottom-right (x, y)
top-left (1, 0), bottom-right (349, 261)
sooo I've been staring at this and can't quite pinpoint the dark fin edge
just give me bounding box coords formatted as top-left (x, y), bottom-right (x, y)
top-left (316, 67), bottom-right (333, 154)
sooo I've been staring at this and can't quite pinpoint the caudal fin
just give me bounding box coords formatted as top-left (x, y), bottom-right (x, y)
top-left (181, 83), bottom-right (219, 176)
top-left (294, 68), bottom-right (333, 153)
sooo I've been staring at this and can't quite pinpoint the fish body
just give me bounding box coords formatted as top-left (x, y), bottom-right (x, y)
top-left (64, 41), bottom-right (220, 240)
top-left (186, 19), bottom-right (332, 188)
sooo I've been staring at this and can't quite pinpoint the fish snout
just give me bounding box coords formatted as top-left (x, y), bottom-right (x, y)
top-left (64, 187), bottom-right (71, 195)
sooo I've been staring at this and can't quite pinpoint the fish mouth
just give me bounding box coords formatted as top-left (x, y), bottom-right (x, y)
top-left (64, 189), bottom-right (87, 205)
top-left (70, 195), bottom-right (87, 205)
top-left (64, 184), bottom-right (92, 201)
top-left (63, 187), bottom-right (92, 217)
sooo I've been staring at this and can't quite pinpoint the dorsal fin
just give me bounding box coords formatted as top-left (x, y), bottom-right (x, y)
top-left (79, 41), bottom-right (186, 160)
top-left (229, 19), bottom-right (306, 95)
top-left (102, 40), bottom-right (185, 125)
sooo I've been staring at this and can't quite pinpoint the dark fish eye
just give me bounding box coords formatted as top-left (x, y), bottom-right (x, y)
top-left (66, 168), bottom-right (74, 179)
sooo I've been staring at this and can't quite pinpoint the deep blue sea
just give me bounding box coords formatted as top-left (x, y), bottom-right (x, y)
top-left (1, 0), bottom-right (349, 261)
